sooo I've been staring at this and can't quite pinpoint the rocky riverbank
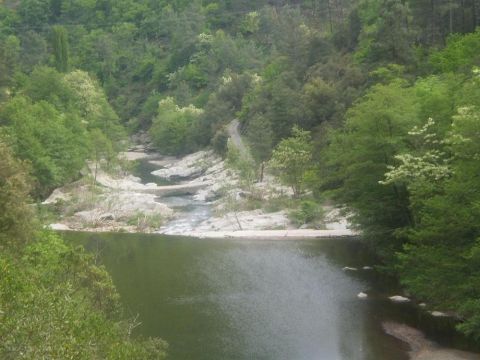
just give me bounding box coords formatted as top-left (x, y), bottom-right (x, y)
top-left (44, 147), bottom-right (355, 236)
top-left (45, 153), bottom-right (175, 233)
top-left (383, 322), bottom-right (479, 360)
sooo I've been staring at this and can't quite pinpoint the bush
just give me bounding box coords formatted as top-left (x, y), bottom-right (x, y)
top-left (212, 127), bottom-right (229, 156)
top-left (0, 232), bottom-right (168, 359)
top-left (225, 141), bottom-right (256, 189)
top-left (289, 200), bottom-right (324, 226)
top-left (149, 97), bottom-right (203, 155)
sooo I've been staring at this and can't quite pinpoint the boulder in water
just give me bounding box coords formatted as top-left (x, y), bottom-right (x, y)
top-left (430, 311), bottom-right (448, 317)
top-left (389, 295), bottom-right (410, 303)
top-left (357, 292), bottom-right (368, 299)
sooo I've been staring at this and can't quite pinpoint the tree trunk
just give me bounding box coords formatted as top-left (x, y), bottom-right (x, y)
top-left (259, 162), bottom-right (265, 183)
top-left (327, 0), bottom-right (333, 33)
top-left (473, 0), bottom-right (479, 29)
top-left (234, 212), bottom-right (243, 231)
top-left (449, 0), bottom-right (454, 34)
top-left (94, 160), bottom-right (98, 185)
top-left (431, 0), bottom-right (436, 44)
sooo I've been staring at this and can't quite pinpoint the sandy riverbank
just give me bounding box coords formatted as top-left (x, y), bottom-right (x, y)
top-left (170, 228), bottom-right (357, 239)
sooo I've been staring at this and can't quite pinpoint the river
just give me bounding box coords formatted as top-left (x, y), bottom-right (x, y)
top-left (58, 156), bottom-right (479, 359)
top-left (63, 231), bottom-right (478, 360)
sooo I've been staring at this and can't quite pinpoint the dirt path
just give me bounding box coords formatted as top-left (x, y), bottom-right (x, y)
top-left (227, 119), bottom-right (249, 158)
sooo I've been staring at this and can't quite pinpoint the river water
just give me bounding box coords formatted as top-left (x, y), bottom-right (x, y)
top-left (65, 231), bottom-right (478, 360)
top-left (64, 157), bottom-right (476, 359)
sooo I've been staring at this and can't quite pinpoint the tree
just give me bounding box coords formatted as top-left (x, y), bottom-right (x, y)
top-left (52, 25), bottom-right (69, 72)
top-left (356, 0), bottom-right (415, 65)
top-left (0, 138), bottom-right (33, 247)
top-left (149, 97), bottom-right (203, 155)
top-left (0, 96), bottom-right (90, 197)
top-left (64, 70), bottom-right (125, 148)
top-left (430, 29), bottom-right (480, 73)
top-left (390, 105), bottom-right (480, 339)
top-left (323, 80), bottom-right (419, 256)
top-left (0, 231), bottom-right (168, 359)
top-left (269, 125), bottom-right (313, 197)
top-left (0, 35), bottom-right (20, 88)
top-left (90, 129), bottom-right (114, 184)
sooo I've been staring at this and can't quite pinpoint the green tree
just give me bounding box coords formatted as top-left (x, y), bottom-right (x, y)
top-left (64, 70), bottom-right (126, 148)
top-left (52, 25), bottom-right (69, 72)
top-left (0, 231), bottom-right (168, 359)
top-left (0, 96), bottom-right (90, 197)
top-left (0, 35), bottom-right (20, 88)
top-left (0, 138), bottom-right (33, 246)
top-left (246, 113), bottom-right (273, 164)
top-left (149, 97), bottom-right (203, 155)
top-left (323, 80), bottom-right (419, 256)
top-left (390, 105), bottom-right (480, 340)
top-left (356, 0), bottom-right (415, 64)
top-left (269, 125), bottom-right (313, 197)
top-left (90, 128), bottom-right (115, 183)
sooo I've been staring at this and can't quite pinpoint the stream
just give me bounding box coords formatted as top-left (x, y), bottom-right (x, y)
top-left (132, 157), bottom-right (212, 234)
top-left (159, 195), bottom-right (212, 234)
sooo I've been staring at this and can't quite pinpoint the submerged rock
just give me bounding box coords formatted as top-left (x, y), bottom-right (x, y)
top-left (389, 295), bottom-right (411, 303)
top-left (430, 311), bottom-right (448, 317)
top-left (357, 292), bottom-right (368, 299)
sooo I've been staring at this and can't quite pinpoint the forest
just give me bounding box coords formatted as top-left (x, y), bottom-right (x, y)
top-left (1, 0), bottom-right (480, 358)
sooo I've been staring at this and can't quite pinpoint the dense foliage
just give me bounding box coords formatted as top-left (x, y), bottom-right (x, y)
top-left (1, 0), bottom-right (480, 346)
top-left (0, 141), bottom-right (167, 359)
top-left (0, 66), bottom-right (124, 197)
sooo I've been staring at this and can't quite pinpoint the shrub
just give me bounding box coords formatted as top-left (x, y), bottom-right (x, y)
top-left (289, 200), bottom-right (324, 226)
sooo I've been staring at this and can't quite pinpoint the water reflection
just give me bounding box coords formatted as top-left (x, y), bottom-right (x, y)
top-left (67, 233), bottom-right (412, 360)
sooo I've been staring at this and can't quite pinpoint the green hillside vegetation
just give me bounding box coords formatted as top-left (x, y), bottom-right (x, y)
top-left (0, 141), bottom-right (167, 359)
top-left (1, 0), bottom-right (480, 352)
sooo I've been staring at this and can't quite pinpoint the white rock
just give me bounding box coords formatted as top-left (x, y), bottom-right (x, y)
top-left (184, 209), bottom-right (290, 233)
top-left (152, 150), bottom-right (216, 180)
top-left (430, 311), bottom-right (448, 317)
top-left (357, 292), bottom-right (368, 299)
top-left (104, 192), bottom-right (174, 219)
top-left (419, 303), bottom-right (427, 308)
top-left (389, 295), bottom-right (411, 303)
top-left (363, 266), bottom-right (374, 270)
top-left (119, 151), bottom-right (150, 161)
top-left (323, 206), bottom-right (354, 232)
top-left (342, 267), bottom-right (358, 271)
top-left (42, 188), bottom-right (71, 205)
top-left (48, 223), bottom-right (71, 231)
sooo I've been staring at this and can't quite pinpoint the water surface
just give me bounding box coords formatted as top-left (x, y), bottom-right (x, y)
top-left (66, 233), bottom-right (415, 360)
